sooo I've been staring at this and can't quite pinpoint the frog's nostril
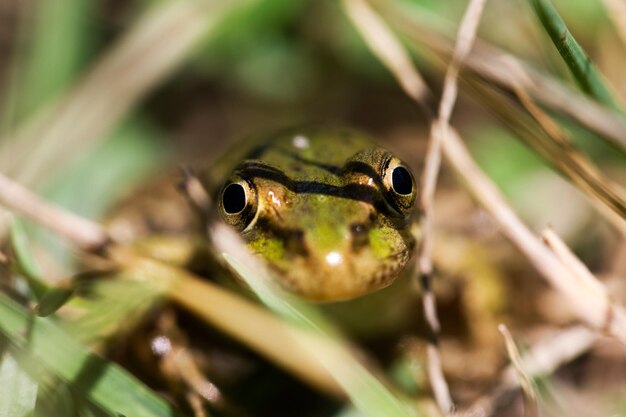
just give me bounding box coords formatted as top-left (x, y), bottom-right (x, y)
top-left (350, 223), bottom-right (370, 249)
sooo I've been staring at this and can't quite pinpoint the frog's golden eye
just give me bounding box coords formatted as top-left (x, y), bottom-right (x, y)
top-left (381, 156), bottom-right (416, 213)
top-left (218, 177), bottom-right (258, 231)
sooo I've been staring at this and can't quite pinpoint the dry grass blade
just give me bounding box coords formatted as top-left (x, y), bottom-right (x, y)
top-left (0, 172), bottom-right (109, 249)
top-left (463, 76), bottom-right (626, 231)
top-left (0, 0), bottom-right (256, 187)
top-left (465, 326), bottom-right (597, 415)
top-left (514, 326), bottom-right (597, 377)
top-left (109, 244), bottom-right (347, 399)
top-left (421, 0), bottom-right (486, 276)
top-left (418, 0), bottom-right (487, 414)
top-left (376, 0), bottom-right (626, 155)
top-left (342, 0), bottom-right (432, 114)
top-left (443, 127), bottom-right (626, 343)
top-left (498, 324), bottom-right (538, 416)
top-left (541, 228), bottom-right (608, 300)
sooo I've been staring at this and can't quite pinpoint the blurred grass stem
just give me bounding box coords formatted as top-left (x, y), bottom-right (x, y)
top-left (0, 172), bottom-right (109, 249)
top-left (342, 0), bottom-right (432, 115)
top-left (530, 0), bottom-right (623, 112)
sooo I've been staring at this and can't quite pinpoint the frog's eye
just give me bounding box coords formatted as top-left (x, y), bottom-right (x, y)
top-left (391, 166), bottom-right (413, 195)
top-left (223, 183), bottom-right (246, 214)
top-left (381, 156), bottom-right (416, 213)
top-left (219, 177), bottom-right (258, 231)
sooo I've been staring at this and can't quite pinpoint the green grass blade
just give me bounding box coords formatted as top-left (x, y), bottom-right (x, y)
top-left (530, 0), bottom-right (622, 111)
top-left (64, 278), bottom-right (164, 345)
top-left (34, 287), bottom-right (75, 317)
top-left (0, 293), bottom-right (187, 417)
top-left (9, 220), bottom-right (49, 301)
top-left (0, 351), bottom-right (38, 417)
top-left (16, 0), bottom-right (96, 119)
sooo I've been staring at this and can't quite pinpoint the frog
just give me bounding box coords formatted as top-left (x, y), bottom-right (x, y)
top-left (100, 126), bottom-right (423, 412)
top-left (201, 126), bottom-right (419, 302)
top-left (102, 127), bottom-right (506, 412)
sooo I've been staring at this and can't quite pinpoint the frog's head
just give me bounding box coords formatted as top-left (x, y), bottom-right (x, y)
top-left (216, 129), bottom-right (418, 301)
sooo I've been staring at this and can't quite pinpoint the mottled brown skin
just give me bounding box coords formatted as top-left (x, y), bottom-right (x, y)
top-left (208, 127), bottom-right (418, 301)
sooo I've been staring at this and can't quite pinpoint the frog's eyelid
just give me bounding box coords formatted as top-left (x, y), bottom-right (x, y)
top-left (235, 161), bottom-right (296, 189)
top-left (379, 154), bottom-right (394, 178)
top-left (340, 160), bottom-right (381, 182)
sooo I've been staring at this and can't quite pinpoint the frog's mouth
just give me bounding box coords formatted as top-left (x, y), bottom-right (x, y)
top-left (265, 247), bottom-right (414, 302)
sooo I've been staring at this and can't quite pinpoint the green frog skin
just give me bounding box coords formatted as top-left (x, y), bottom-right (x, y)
top-left (206, 127), bottom-right (418, 302)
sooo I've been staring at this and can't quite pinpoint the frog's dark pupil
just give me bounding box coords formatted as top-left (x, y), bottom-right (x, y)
top-left (223, 183), bottom-right (246, 214)
top-left (391, 166), bottom-right (413, 195)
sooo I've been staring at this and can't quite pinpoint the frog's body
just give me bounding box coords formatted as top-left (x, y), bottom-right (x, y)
top-left (204, 127), bottom-right (418, 301)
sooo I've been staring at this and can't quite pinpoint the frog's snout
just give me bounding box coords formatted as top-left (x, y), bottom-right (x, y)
top-left (265, 219), bottom-right (414, 302)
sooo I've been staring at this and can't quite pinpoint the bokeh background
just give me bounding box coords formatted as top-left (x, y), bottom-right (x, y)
top-left (1, 0), bottom-right (626, 416)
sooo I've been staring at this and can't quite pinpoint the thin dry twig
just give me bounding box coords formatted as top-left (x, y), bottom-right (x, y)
top-left (346, 1), bottom-right (492, 413)
top-left (512, 83), bottom-right (626, 234)
top-left (465, 326), bottom-right (597, 416)
top-left (420, 0), bottom-right (486, 278)
top-left (498, 324), bottom-right (538, 417)
top-left (153, 314), bottom-right (224, 410)
top-left (417, 0), bottom-right (487, 413)
top-left (541, 228), bottom-right (608, 301)
top-left (463, 74), bottom-right (626, 235)
top-left (179, 166), bottom-right (212, 214)
top-left (343, 0), bottom-right (456, 413)
top-left (0, 172), bottom-right (109, 249)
